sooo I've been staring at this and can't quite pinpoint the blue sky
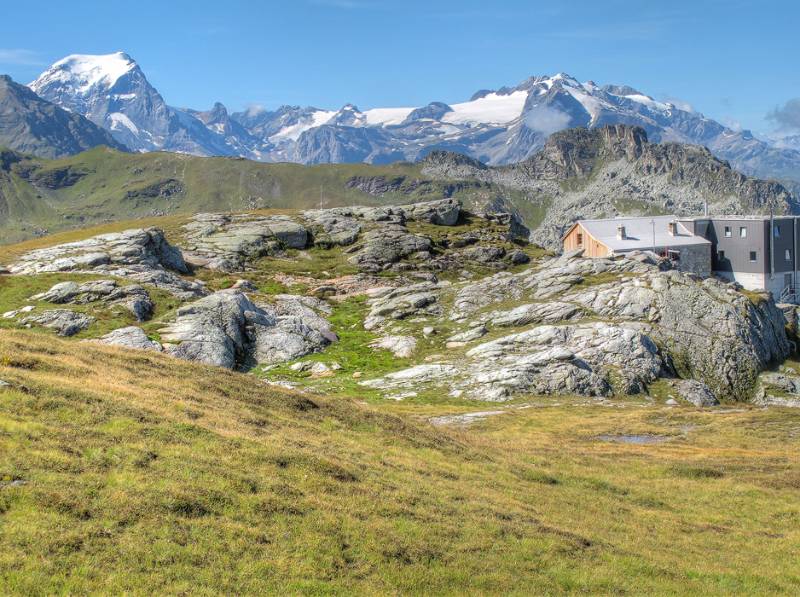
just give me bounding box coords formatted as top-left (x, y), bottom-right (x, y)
top-left (1, 0), bottom-right (798, 135)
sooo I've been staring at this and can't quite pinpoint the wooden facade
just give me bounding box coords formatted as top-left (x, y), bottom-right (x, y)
top-left (562, 223), bottom-right (611, 257)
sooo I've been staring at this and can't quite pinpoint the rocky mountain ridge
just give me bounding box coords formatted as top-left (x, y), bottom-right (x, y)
top-left (23, 53), bottom-right (800, 185)
top-left (420, 125), bottom-right (797, 247)
top-left (0, 124), bottom-right (794, 249)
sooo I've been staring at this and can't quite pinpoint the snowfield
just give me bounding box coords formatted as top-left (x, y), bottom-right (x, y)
top-left (31, 51), bottom-right (135, 94)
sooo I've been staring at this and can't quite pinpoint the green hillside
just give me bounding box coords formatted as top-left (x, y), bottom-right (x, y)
top-left (0, 146), bottom-right (525, 245)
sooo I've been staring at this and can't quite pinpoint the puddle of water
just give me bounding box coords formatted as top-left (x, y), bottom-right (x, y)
top-left (596, 434), bottom-right (670, 445)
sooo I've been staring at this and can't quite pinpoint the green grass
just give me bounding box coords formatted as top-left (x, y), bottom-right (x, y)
top-left (0, 147), bottom-right (534, 246)
top-left (0, 273), bottom-right (181, 340)
top-left (611, 197), bottom-right (671, 217)
top-left (1, 328), bottom-right (799, 594)
top-left (263, 297), bottom-right (412, 399)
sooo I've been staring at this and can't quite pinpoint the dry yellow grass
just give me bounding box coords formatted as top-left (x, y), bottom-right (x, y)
top-left (1, 328), bottom-right (799, 594)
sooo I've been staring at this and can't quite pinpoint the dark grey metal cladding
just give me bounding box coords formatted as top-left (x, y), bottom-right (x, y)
top-left (697, 219), bottom-right (768, 274)
top-left (768, 218), bottom-right (796, 274)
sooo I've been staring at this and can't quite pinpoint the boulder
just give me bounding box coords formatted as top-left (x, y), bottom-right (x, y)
top-left (349, 225), bottom-right (433, 272)
top-left (96, 327), bottom-right (162, 352)
top-left (302, 210), bottom-right (362, 247)
top-left (160, 291), bottom-right (262, 369)
top-left (181, 213), bottom-right (309, 271)
top-left (447, 324), bottom-right (487, 343)
top-left (400, 198), bottom-right (461, 226)
top-left (666, 379), bottom-right (719, 407)
top-left (22, 309), bottom-right (94, 337)
top-left (487, 302), bottom-right (581, 327)
top-left (370, 335), bottom-right (417, 358)
top-left (159, 291), bottom-right (336, 370)
top-left (364, 282), bottom-right (441, 330)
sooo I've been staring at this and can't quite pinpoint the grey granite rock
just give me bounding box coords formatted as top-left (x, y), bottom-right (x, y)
top-left (301, 210), bottom-right (362, 247)
top-left (252, 294), bottom-right (338, 365)
top-left (160, 291), bottom-right (272, 369)
top-left (400, 198), bottom-right (461, 226)
top-left (349, 225), bottom-right (433, 273)
top-left (487, 302), bottom-right (581, 327)
top-left (667, 379), bottom-right (719, 407)
top-left (9, 228), bottom-right (203, 300)
top-left (159, 290), bottom-right (335, 370)
top-left (22, 309), bottom-right (94, 336)
top-left (32, 279), bottom-right (154, 321)
top-left (96, 326), bottom-right (162, 352)
top-left (369, 335), bottom-right (417, 358)
top-left (364, 282), bottom-right (441, 330)
top-left (181, 213), bottom-right (309, 271)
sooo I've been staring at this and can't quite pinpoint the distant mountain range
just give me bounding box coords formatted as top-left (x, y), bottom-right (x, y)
top-left (0, 51), bottom-right (796, 186)
top-left (0, 124), bottom-right (793, 247)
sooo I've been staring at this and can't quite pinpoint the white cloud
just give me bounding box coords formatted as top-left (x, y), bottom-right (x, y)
top-left (767, 99), bottom-right (800, 132)
top-left (661, 96), bottom-right (695, 113)
top-left (244, 103), bottom-right (266, 117)
top-left (720, 117), bottom-right (743, 132)
top-left (524, 104), bottom-right (571, 135)
top-left (0, 49), bottom-right (43, 66)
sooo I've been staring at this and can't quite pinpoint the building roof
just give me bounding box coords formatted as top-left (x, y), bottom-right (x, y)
top-left (574, 215), bottom-right (711, 252)
top-left (679, 214), bottom-right (788, 222)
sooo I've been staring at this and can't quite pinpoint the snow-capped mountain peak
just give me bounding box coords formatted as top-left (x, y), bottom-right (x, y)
top-left (24, 55), bottom-right (800, 183)
top-left (31, 51), bottom-right (136, 95)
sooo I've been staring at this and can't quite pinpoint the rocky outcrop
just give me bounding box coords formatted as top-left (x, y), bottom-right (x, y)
top-left (159, 291), bottom-right (266, 369)
top-left (363, 252), bottom-right (790, 402)
top-left (22, 309), bottom-right (94, 336)
top-left (96, 326), bottom-right (162, 351)
top-left (420, 126), bottom-right (797, 249)
top-left (363, 282), bottom-right (442, 330)
top-left (8, 227), bottom-right (203, 299)
top-left (753, 371), bottom-right (800, 407)
top-left (252, 295), bottom-right (338, 365)
top-left (181, 213), bottom-right (308, 271)
top-left (349, 225), bottom-right (433, 273)
top-left (665, 379), bottom-right (719, 407)
top-left (178, 199), bottom-right (462, 272)
top-left (301, 210), bottom-right (362, 248)
top-left (158, 290), bottom-right (336, 370)
top-left (369, 335), bottom-right (417, 358)
top-left (31, 279), bottom-right (154, 321)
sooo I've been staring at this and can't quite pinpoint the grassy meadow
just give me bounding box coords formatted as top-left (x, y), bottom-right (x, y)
top-left (0, 329), bottom-right (798, 594)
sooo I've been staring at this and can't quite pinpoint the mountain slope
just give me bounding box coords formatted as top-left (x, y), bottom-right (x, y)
top-left (2, 324), bottom-right (799, 593)
top-left (0, 126), bottom-right (794, 246)
top-left (29, 52), bottom-right (256, 158)
top-left (420, 125), bottom-right (797, 247)
top-left (28, 54), bottom-right (800, 183)
top-left (0, 75), bottom-right (125, 158)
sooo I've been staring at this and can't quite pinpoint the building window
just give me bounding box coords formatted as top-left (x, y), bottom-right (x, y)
top-left (577, 232), bottom-right (583, 246)
top-left (774, 224), bottom-right (781, 238)
top-left (749, 251), bottom-right (757, 262)
top-left (718, 250), bottom-right (726, 260)
top-left (740, 227), bottom-right (747, 238)
top-left (786, 249), bottom-right (792, 261)
top-left (724, 226), bottom-right (731, 237)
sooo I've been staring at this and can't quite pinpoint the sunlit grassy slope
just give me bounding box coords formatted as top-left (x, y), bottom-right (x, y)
top-left (0, 146), bottom-right (540, 245)
top-left (1, 329), bottom-right (799, 594)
